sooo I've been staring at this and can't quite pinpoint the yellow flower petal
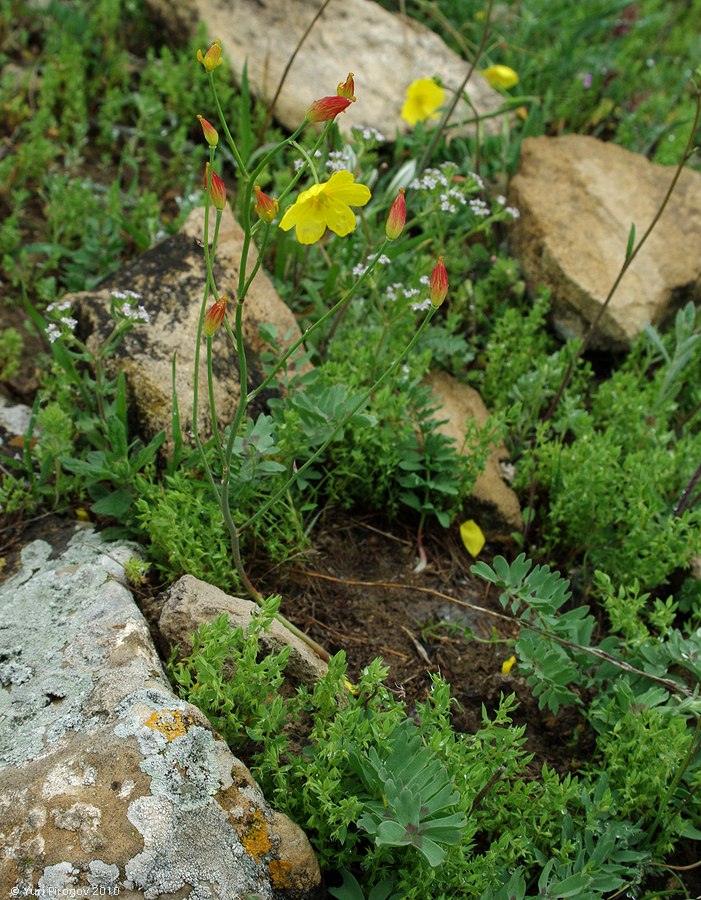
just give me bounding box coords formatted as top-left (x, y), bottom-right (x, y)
top-left (501, 655), bottom-right (517, 675)
top-left (459, 519), bottom-right (486, 557)
top-left (401, 78), bottom-right (446, 126)
top-left (323, 197), bottom-right (358, 236)
top-left (324, 171), bottom-right (371, 206)
top-left (481, 65), bottom-right (519, 90)
top-left (294, 215), bottom-right (327, 245)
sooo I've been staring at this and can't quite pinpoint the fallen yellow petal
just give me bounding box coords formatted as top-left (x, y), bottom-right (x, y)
top-left (460, 519), bottom-right (486, 557)
top-left (501, 655), bottom-right (517, 675)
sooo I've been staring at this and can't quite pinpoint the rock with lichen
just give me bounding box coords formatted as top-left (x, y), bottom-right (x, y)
top-left (0, 523), bottom-right (320, 899)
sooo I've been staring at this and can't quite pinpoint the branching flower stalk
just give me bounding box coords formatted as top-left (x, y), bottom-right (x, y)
top-left (192, 50), bottom-right (436, 659)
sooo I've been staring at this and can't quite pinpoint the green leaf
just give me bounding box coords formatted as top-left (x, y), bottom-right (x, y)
top-left (90, 488), bottom-right (133, 519)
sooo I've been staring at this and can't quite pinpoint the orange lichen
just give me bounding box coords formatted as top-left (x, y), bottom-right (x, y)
top-left (269, 858), bottom-right (293, 889)
top-left (144, 709), bottom-right (194, 741)
top-left (241, 809), bottom-right (272, 862)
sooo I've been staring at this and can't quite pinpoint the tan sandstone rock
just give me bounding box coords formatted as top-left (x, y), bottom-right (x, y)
top-left (0, 525), bottom-right (320, 898)
top-left (426, 370), bottom-right (522, 537)
top-left (508, 134), bottom-right (701, 349)
top-left (74, 205), bottom-right (305, 450)
top-left (159, 574), bottom-right (328, 688)
top-left (146, 0), bottom-right (504, 138)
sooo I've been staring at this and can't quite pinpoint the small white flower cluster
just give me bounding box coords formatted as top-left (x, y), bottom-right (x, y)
top-left (385, 282), bottom-right (423, 303)
top-left (411, 298), bottom-right (432, 312)
top-left (112, 290), bottom-right (150, 324)
top-left (440, 187), bottom-right (469, 214)
top-left (326, 147), bottom-right (355, 173)
top-left (469, 197), bottom-right (490, 217)
top-left (352, 126), bottom-right (385, 143)
top-left (44, 299), bottom-right (78, 344)
top-left (494, 195), bottom-right (520, 218)
top-left (351, 254), bottom-right (392, 279)
top-left (409, 166), bottom-right (450, 192)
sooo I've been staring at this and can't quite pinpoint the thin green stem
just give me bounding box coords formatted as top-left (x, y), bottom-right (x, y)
top-left (206, 337), bottom-right (225, 469)
top-left (414, 0), bottom-right (494, 177)
top-left (242, 224), bottom-right (273, 298)
top-left (238, 123), bottom-right (307, 300)
top-left (277, 122), bottom-right (334, 205)
top-left (248, 238), bottom-right (391, 403)
top-left (543, 88), bottom-right (701, 424)
top-left (290, 140), bottom-right (319, 183)
top-left (209, 73), bottom-right (249, 179)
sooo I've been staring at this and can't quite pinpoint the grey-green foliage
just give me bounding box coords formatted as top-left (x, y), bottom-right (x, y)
top-left (472, 553), bottom-right (701, 856)
top-left (349, 718), bottom-right (467, 867)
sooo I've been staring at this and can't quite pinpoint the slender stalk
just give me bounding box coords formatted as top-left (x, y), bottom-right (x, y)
top-left (248, 238), bottom-right (390, 403)
top-left (206, 337), bottom-right (225, 469)
top-left (414, 0), bottom-right (494, 177)
top-left (673, 457), bottom-right (701, 517)
top-left (209, 72), bottom-right (249, 179)
top-left (646, 715), bottom-right (701, 848)
top-left (238, 123), bottom-right (307, 301)
top-left (543, 87), bottom-right (701, 424)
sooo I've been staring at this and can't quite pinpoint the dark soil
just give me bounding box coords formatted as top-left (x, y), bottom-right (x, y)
top-left (252, 507), bottom-right (594, 778)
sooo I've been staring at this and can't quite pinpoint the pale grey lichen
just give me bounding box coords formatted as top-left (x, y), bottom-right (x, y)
top-left (38, 861), bottom-right (78, 891)
top-left (87, 860), bottom-right (121, 889)
top-left (126, 794), bottom-right (268, 900)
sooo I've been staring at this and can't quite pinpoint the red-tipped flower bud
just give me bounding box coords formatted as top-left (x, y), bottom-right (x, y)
top-left (306, 95), bottom-right (352, 123)
top-left (385, 188), bottom-right (406, 241)
top-left (253, 185), bottom-right (279, 223)
top-left (429, 256), bottom-right (449, 308)
top-left (197, 115), bottom-right (219, 147)
top-left (208, 170), bottom-right (227, 210)
top-left (197, 40), bottom-right (223, 73)
top-left (337, 72), bottom-right (356, 100)
top-left (204, 296), bottom-right (227, 337)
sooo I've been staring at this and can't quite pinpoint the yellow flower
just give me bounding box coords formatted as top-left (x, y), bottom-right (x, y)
top-left (501, 655), bottom-right (517, 676)
top-left (459, 519), bottom-right (485, 557)
top-left (279, 170), bottom-right (371, 245)
top-left (481, 65), bottom-right (519, 90)
top-left (401, 78), bottom-right (445, 126)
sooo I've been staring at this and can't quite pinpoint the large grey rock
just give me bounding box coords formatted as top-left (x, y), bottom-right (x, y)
top-left (159, 575), bottom-right (328, 688)
top-left (146, 0), bottom-right (504, 138)
top-left (426, 371), bottom-right (522, 537)
top-left (72, 205), bottom-right (305, 451)
top-left (0, 524), bottom-right (320, 898)
top-left (508, 135), bottom-right (701, 349)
